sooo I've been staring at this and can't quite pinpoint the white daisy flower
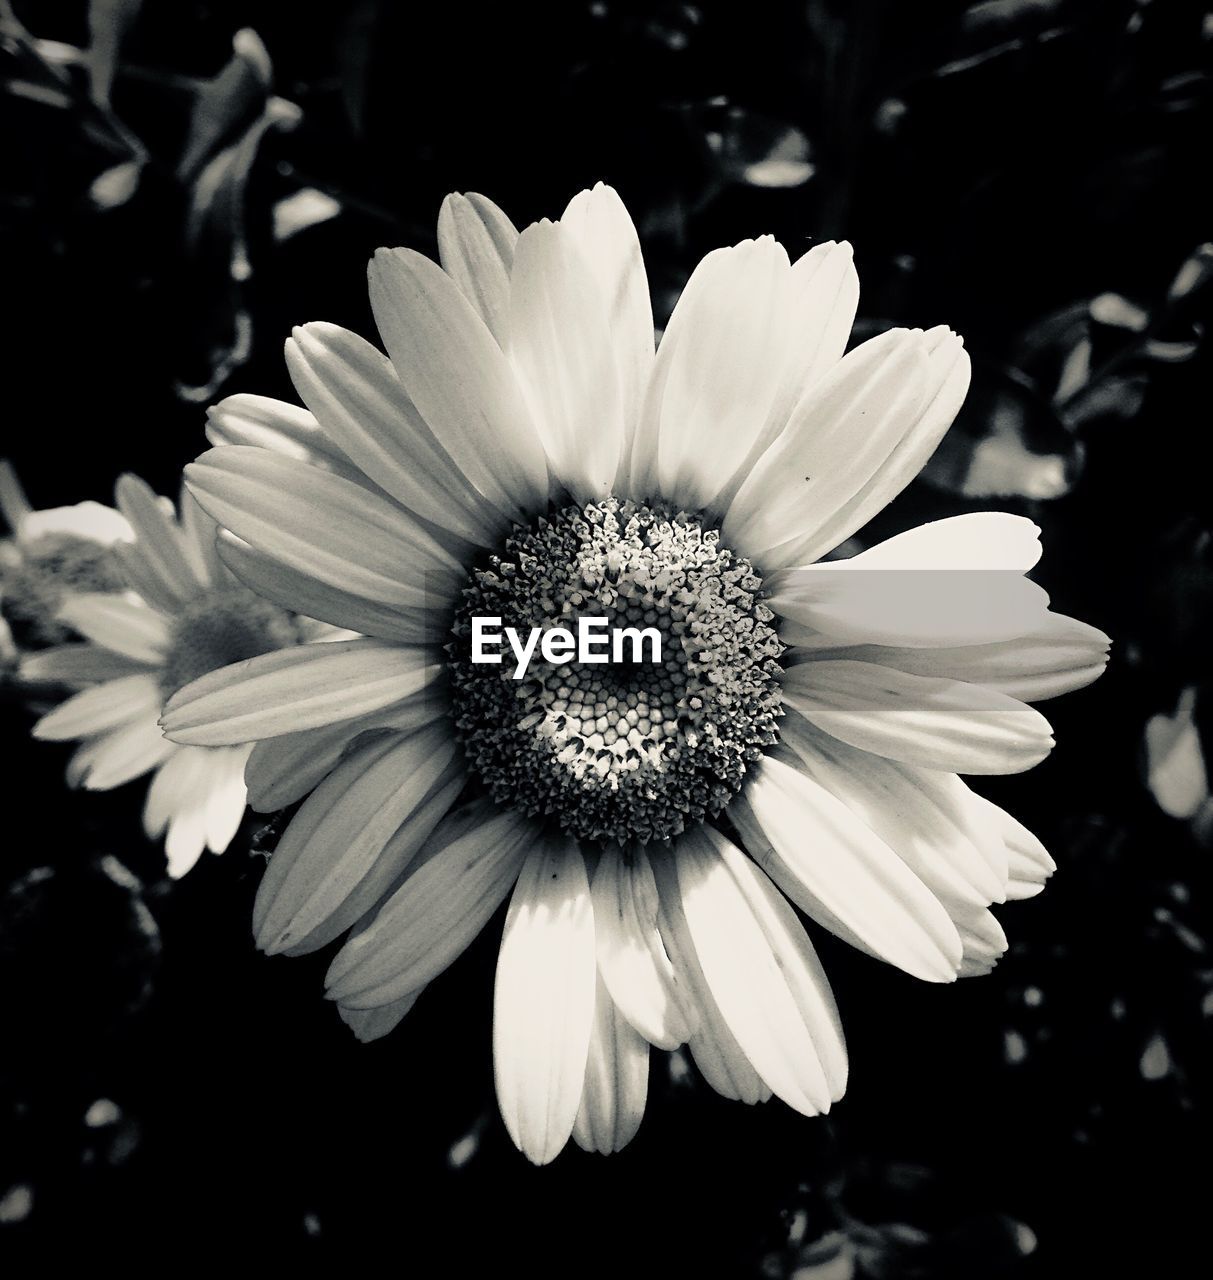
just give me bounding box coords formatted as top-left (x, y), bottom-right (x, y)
top-left (1, 459), bottom-right (132, 651)
top-left (161, 184), bottom-right (1110, 1162)
top-left (23, 474), bottom-right (316, 878)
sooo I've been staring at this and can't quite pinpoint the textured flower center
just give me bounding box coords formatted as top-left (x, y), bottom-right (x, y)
top-left (160, 587), bottom-right (305, 700)
top-left (1, 533), bottom-right (126, 645)
top-left (448, 499), bottom-right (784, 844)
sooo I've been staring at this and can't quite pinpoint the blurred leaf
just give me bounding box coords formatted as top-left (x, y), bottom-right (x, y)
top-left (703, 106), bottom-right (815, 189)
top-left (1144, 687), bottom-right (1209, 820)
top-left (272, 186), bottom-right (342, 241)
top-left (176, 28), bottom-right (273, 183)
top-left (1089, 291), bottom-right (1149, 332)
top-left (924, 371), bottom-right (1077, 500)
top-left (87, 0), bottom-right (142, 107)
top-left (1168, 243), bottom-right (1213, 301)
top-left (88, 158), bottom-right (142, 209)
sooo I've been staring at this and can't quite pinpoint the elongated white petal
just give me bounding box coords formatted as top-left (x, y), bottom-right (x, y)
top-left (217, 534), bottom-right (434, 644)
top-left (34, 673), bottom-right (162, 741)
top-left (732, 756), bottom-right (962, 981)
top-left (787, 611), bottom-right (1111, 702)
top-left (437, 192), bottom-right (519, 346)
top-left (206, 393), bottom-right (358, 474)
top-left (244, 688), bottom-right (445, 812)
top-left (763, 327), bottom-right (971, 567)
top-left (974, 796), bottom-right (1056, 899)
top-left (286, 322), bottom-right (503, 545)
top-left (782, 660), bottom-right (1055, 775)
top-left (78, 714), bottom-right (174, 791)
top-left (143, 744), bottom-right (206, 839)
top-left (178, 486), bottom-right (225, 587)
top-left (20, 644), bottom-right (156, 687)
top-left (57, 594), bottom-right (170, 664)
top-left (955, 905), bottom-right (1009, 977)
top-left (114, 474), bottom-right (205, 613)
top-left (338, 988), bottom-right (426, 1043)
top-left (724, 327), bottom-right (930, 558)
top-left (161, 639), bottom-right (440, 746)
top-left (573, 975), bottom-right (649, 1154)
top-left (675, 826), bottom-right (847, 1114)
top-left (648, 239), bottom-right (791, 511)
top-left (650, 853), bottom-right (771, 1103)
top-left (767, 514), bottom-right (1050, 647)
top-left (590, 844), bottom-right (695, 1049)
top-left (368, 247), bottom-right (549, 517)
top-left (253, 726), bottom-right (463, 955)
top-left (559, 183), bottom-right (654, 482)
top-left (325, 801), bottom-right (535, 1007)
top-left (493, 838), bottom-right (597, 1165)
top-left (185, 447), bottom-right (461, 611)
top-left (203, 745), bottom-right (250, 852)
top-left (714, 240), bottom-right (859, 510)
top-left (508, 219), bottom-right (623, 502)
top-left (163, 757), bottom-right (214, 877)
top-left (779, 710), bottom-right (1006, 909)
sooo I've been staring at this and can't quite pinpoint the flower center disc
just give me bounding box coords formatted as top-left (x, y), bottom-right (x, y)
top-left (160, 588), bottom-right (305, 699)
top-left (449, 499), bottom-right (784, 844)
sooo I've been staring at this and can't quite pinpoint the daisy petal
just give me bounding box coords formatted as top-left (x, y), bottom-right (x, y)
top-left (114, 474), bottom-right (206, 611)
top-left (788, 611), bottom-right (1112, 702)
top-left (508, 219), bottom-right (623, 502)
top-left (780, 710), bottom-right (1007, 908)
top-left (732, 756), bottom-right (962, 982)
top-left (762, 327), bottom-right (971, 567)
top-left (203, 745), bottom-right (251, 853)
top-left (437, 192), bottom-right (519, 346)
top-left (368, 247), bottom-right (548, 517)
top-left (184, 446), bottom-right (461, 612)
top-left (244, 689), bottom-right (444, 812)
top-left (723, 327), bottom-right (930, 560)
top-left (253, 725), bottom-right (462, 955)
top-left (675, 826), bottom-right (847, 1114)
top-left (782, 660), bottom-right (1055, 775)
top-left (33, 673), bottom-right (162, 741)
top-left (975, 797), bottom-right (1056, 899)
top-left (161, 639), bottom-right (440, 746)
top-left (217, 534), bottom-right (435, 644)
top-left (572, 974), bottom-right (649, 1155)
top-left (955, 906), bottom-right (1009, 977)
top-left (78, 715), bottom-right (174, 791)
top-left (178, 486), bottom-right (225, 588)
top-left (57, 594), bottom-right (170, 664)
top-left (286, 322), bottom-right (503, 545)
top-left (559, 183), bottom-right (654, 482)
top-left (590, 844), bottom-right (695, 1050)
top-left (647, 239), bottom-right (791, 511)
top-left (143, 744), bottom-right (203, 840)
top-left (767, 514), bottom-right (1050, 648)
top-left (325, 801), bottom-right (536, 1008)
top-left (714, 241), bottom-right (859, 510)
top-left (650, 853), bottom-right (771, 1104)
top-left (493, 838), bottom-right (597, 1165)
top-left (20, 644), bottom-right (156, 687)
top-left (205, 393), bottom-right (357, 476)
top-left (338, 988), bottom-right (426, 1044)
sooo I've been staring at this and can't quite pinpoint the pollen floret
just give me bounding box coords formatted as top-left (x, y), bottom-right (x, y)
top-left (449, 498), bottom-right (784, 844)
top-left (160, 586), bottom-right (307, 699)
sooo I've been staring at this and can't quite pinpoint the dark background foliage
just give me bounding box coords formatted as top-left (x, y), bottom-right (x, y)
top-left (2, 0), bottom-right (1211, 1273)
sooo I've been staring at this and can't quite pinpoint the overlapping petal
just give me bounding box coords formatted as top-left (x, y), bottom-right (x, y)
top-left (161, 639), bottom-right (441, 745)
